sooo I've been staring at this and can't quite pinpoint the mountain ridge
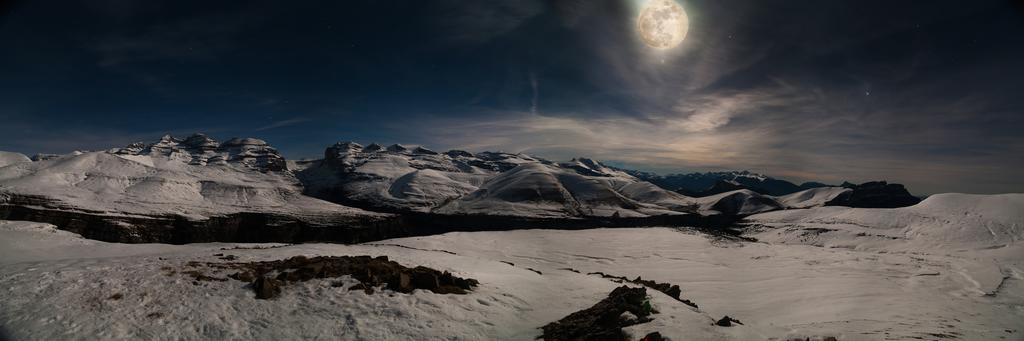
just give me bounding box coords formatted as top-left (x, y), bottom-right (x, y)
top-left (0, 133), bottom-right (925, 244)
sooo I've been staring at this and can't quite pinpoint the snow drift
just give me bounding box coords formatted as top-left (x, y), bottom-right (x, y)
top-left (748, 193), bottom-right (1024, 250)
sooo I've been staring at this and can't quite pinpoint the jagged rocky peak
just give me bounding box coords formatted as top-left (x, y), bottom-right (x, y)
top-left (445, 150), bottom-right (474, 158)
top-left (362, 143), bottom-right (384, 153)
top-left (111, 133), bottom-right (287, 172)
top-left (181, 133), bottom-right (219, 150)
top-left (325, 141), bottom-right (364, 159)
top-left (386, 144), bottom-right (408, 153)
top-left (476, 151), bottom-right (533, 161)
top-left (219, 137), bottom-right (286, 172)
top-left (412, 146), bottom-right (438, 155)
top-left (570, 157), bottom-right (608, 170)
top-left (562, 157), bottom-right (615, 177)
top-left (222, 137), bottom-right (269, 146)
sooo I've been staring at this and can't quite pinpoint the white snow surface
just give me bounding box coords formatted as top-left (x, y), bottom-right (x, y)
top-left (0, 151), bottom-right (31, 168)
top-left (691, 189), bottom-right (782, 215)
top-left (2, 192), bottom-right (1022, 340)
top-left (775, 186), bottom-right (852, 209)
top-left (747, 193), bottom-right (1024, 250)
top-left (0, 150), bottom-right (376, 219)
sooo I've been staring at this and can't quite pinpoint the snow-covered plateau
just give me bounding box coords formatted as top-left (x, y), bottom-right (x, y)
top-left (1, 193), bottom-right (1022, 340)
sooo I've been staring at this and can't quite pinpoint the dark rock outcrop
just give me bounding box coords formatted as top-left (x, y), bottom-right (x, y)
top-left (587, 272), bottom-right (698, 309)
top-left (220, 255), bottom-right (479, 299)
top-left (540, 286), bottom-right (652, 341)
top-left (826, 181), bottom-right (921, 208)
top-left (639, 332), bottom-right (665, 341)
top-left (253, 276), bottom-right (282, 299)
top-left (715, 315), bottom-right (743, 327)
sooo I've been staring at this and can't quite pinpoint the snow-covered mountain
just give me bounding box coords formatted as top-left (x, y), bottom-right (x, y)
top-left (0, 135), bottom-right (394, 243)
top-left (296, 141), bottom-right (539, 213)
top-left (0, 133), bottom-right (872, 243)
top-left (298, 141), bottom-right (660, 217)
top-left (111, 133), bottom-right (287, 172)
top-left (435, 162), bottom-right (683, 218)
top-left (298, 142), bottom-right (818, 218)
top-left (1, 135), bottom-right (859, 224)
top-left (295, 140), bottom-right (857, 218)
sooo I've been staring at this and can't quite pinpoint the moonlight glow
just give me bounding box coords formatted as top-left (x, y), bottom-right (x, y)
top-left (637, 0), bottom-right (689, 49)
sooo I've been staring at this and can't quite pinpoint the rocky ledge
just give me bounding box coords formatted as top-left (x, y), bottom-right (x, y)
top-left (1, 194), bottom-right (740, 244)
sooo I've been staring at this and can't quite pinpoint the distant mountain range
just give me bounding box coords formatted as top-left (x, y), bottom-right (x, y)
top-left (0, 133), bottom-right (920, 243)
top-left (619, 169), bottom-right (828, 197)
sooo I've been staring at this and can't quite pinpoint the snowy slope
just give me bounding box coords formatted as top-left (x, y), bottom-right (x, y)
top-left (692, 189), bottom-right (783, 215)
top-left (747, 193), bottom-right (1024, 250)
top-left (2, 218), bottom-right (1020, 340)
top-left (297, 142), bottom-right (512, 212)
top-left (616, 181), bottom-right (699, 211)
top-left (775, 187), bottom-right (851, 209)
top-left (0, 151), bottom-right (31, 168)
top-left (436, 162), bottom-right (683, 218)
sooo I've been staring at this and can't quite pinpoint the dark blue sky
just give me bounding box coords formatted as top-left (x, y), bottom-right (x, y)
top-left (1, 0), bottom-right (1023, 194)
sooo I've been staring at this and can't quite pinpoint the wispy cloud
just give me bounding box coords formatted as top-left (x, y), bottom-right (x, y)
top-left (254, 118), bottom-right (311, 132)
top-left (435, 0), bottom-right (544, 44)
top-left (529, 72), bottom-right (539, 114)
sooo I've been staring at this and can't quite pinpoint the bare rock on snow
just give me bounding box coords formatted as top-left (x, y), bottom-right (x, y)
top-left (639, 331), bottom-right (665, 341)
top-left (714, 315), bottom-right (742, 327)
top-left (253, 276), bottom-right (283, 299)
top-left (540, 286), bottom-right (653, 341)
top-left (219, 255), bottom-right (479, 298)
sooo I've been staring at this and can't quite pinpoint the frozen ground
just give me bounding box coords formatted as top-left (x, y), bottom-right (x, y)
top-left (1, 198), bottom-right (1022, 341)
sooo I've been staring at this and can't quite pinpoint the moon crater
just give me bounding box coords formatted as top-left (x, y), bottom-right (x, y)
top-left (637, 0), bottom-right (689, 49)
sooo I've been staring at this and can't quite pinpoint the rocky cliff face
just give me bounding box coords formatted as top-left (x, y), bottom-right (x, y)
top-left (0, 192), bottom-right (737, 244)
top-left (113, 133), bottom-right (286, 172)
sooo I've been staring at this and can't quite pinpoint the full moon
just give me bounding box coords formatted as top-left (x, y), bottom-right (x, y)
top-left (637, 0), bottom-right (689, 49)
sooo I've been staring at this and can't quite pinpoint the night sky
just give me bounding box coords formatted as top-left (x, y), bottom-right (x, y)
top-left (1, 0), bottom-right (1023, 194)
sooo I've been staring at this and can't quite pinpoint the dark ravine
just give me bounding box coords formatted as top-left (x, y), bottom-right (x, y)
top-left (0, 194), bottom-right (741, 244)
